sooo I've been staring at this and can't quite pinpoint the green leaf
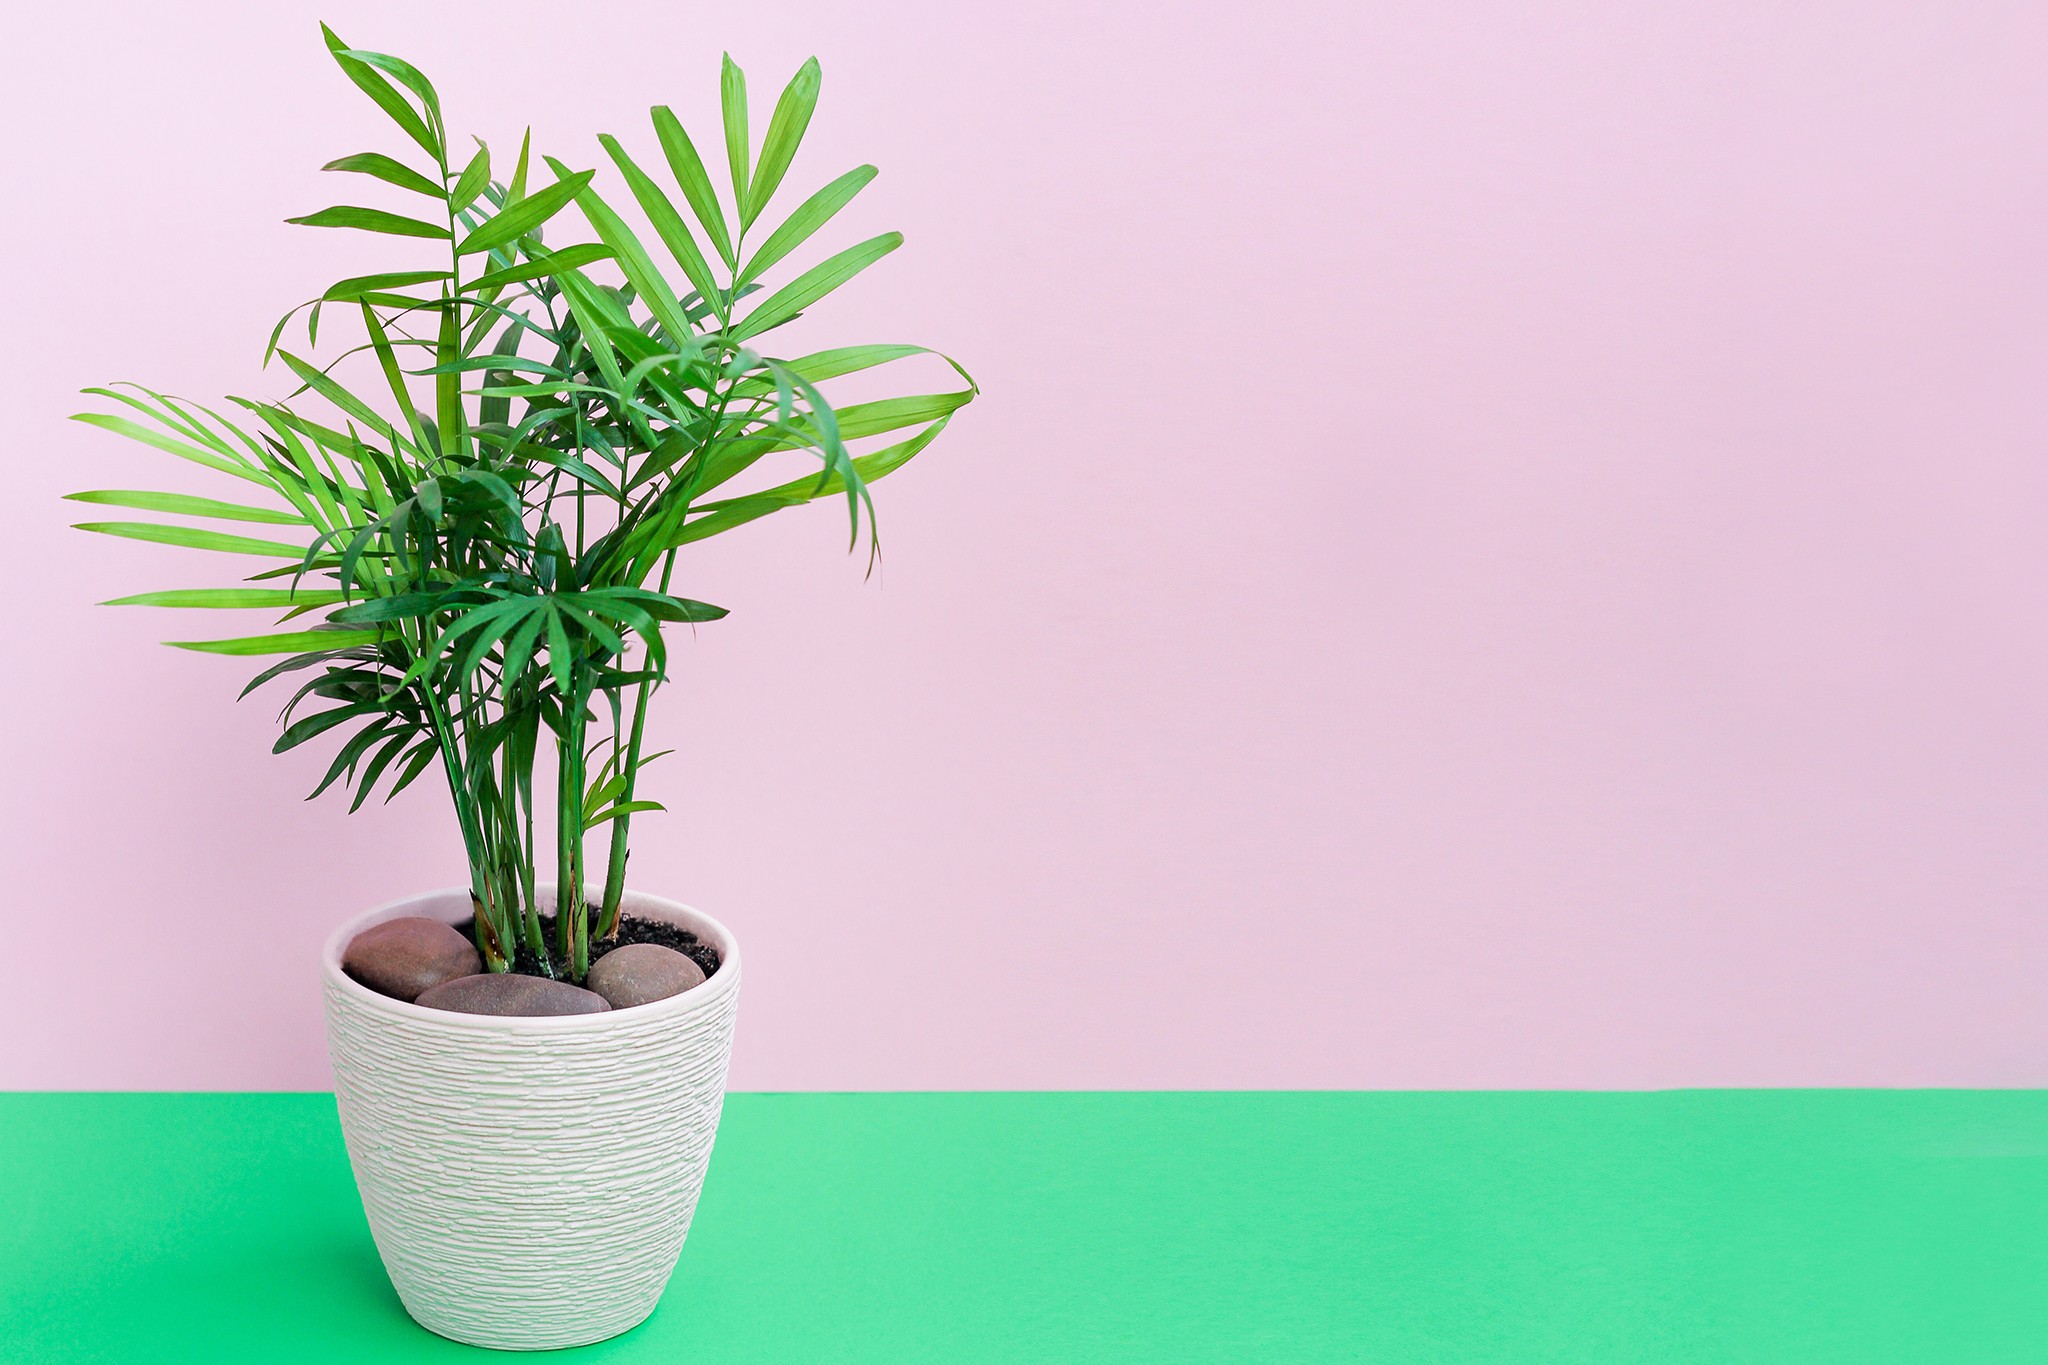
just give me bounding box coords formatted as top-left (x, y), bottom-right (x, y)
top-left (731, 231), bottom-right (901, 341)
top-left (543, 269), bottom-right (635, 426)
top-left (76, 385), bottom-right (210, 443)
top-left (432, 598), bottom-right (538, 689)
top-left (651, 106), bottom-right (735, 268)
top-left (282, 350), bottom-right (423, 449)
top-left (70, 411), bottom-right (270, 488)
top-left (434, 305), bottom-right (463, 461)
top-left (585, 770), bottom-right (632, 812)
top-left (747, 56), bottom-right (821, 228)
top-left (720, 54), bottom-right (751, 218)
top-left (321, 153), bottom-right (443, 198)
top-left (329, 590), bottom-right (446, 624)
top-left (384, 736), bottom-right (441, 800)
top-left (740, 164), bottom-right (875, 286)
top-left (525, 446), bottom-right (622, 500)
top-left (558, 600), bottom-right (626, 655)
top-left (321, 24), bottom-right (439, 159)
top-left (508, 127), bottom-right (532, 203)
top-left (548, 155), bottom-right (702, 359)
top-left (349, 728), bottom-right (418, 812)
top-left (585, 799), bottom-right (664, 828)
top-left (597, 134), bottom-right (722, 307)
top-left (234, 647), bottom-right (347, 698)
top-left (626, 589), bottom-right (725, 622)
top-left (321, 270), bottom-right (452, 301)
top-left (543, 603), bottom-right (574, 695)
top-left (500, 610), bottom-right (548, 687)
top-left (307, 714), bottom-right (395, 800)
top-left (103, 588), bottom-right (348, 609)
top-left (455, 467), bottom-right (523, 520)
top-left (341, 49), bottom-right (442, 125)
top-left (824, 389), bottom-right (977, 442)
top-left (358, 303), bottom-right (432, 458)
top-left (454, 169), bottom-right (594, 256)
top-left (679, 414), bottom-right (954, 544)
top-left (731, 343), bottom-right (928, 395)
top-left (416, 474), bottom-right (445, 524)
top-left (274, 700), bottom-right (383, 754)
top-left (169, 628), bottom-right (381, 656)
top-left (467, 242), bottom-right (613, 292)
top-left (73, 522), bottom-right (308, 557)
top-left (450, 145), bottom-right (491, 212)
top-left (285, 206), bottom-right (449, 239)
top-left (65, 489), bottom-right (304, 525)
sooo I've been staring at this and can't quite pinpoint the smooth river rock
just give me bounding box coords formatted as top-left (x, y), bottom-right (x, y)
top-left (342, 917), bottom-right (482, 1002)
top-left (414, 972), bottom-right (612, 1017)
top-left (585, 943), bottom-right (706, 1010)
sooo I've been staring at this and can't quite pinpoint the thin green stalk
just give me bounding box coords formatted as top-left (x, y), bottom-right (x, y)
top-left (423, 684), bottom-right (503, 969)
top-left (595, 676), bottom-right (648, 938)
top-left (556, 671), bottom-right (591, 980)
top-left (506, 674), bottom-right (549, 973)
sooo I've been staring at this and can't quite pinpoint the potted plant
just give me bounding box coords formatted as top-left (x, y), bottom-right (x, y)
top-left (69, 28), bottom-right (973, 1350)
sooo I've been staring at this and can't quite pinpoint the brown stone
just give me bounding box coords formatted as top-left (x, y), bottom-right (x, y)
top-left (414, 972), bottom-right (612, 1016)
top-left (585, 943), bottom-right (706, 1010)
top-left (343, 917), bottom-right (483, 1003)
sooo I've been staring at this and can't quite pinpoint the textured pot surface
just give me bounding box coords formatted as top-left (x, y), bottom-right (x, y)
top-left (322, 886), bottom-right (741, 1350)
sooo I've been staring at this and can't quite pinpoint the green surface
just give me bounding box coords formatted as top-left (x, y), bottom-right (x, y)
top-left (2, 1091), bottom-right (2046, 1362)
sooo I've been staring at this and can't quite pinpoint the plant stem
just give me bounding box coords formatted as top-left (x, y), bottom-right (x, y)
top-left (424, 684), bottom-right (504, 970)
top-left (556, 672), bottom-right (591, 980)
top-left (595, 677), bottom-right (647, 938)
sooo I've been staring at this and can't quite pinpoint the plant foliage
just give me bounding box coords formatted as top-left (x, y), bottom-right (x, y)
top-left (71, 30), bottom-right (975, 982)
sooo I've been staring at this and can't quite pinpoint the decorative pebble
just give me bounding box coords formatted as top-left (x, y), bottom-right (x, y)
top-left (585, 943), bottom-right (706, 1010)
top-left (342, 917), bottom-right (483, 1003)
top-left (414, 973), bottom-right (612, 1016)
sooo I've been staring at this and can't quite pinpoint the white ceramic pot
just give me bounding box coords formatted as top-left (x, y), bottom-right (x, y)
top-left (321, 885), bottom-right (742, 1350)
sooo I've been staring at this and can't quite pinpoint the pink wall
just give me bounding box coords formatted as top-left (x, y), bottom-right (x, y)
top-left (3, 1), bottom-right (2045, 1090)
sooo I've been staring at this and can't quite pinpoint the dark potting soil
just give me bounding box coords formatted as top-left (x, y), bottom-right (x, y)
top-left (453, 909), bottom-right (721, 983)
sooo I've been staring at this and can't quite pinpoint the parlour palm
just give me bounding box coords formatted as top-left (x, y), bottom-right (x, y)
top-left (70, 28), bottom-right (975, 983)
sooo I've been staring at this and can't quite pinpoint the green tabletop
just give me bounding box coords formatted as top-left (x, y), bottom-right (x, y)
top-left (2, 1091), bottom-right (2044, 1362)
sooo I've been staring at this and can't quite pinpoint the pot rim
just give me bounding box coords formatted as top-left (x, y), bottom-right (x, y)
top-left (321, 882), bottom-right (742, 1033)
